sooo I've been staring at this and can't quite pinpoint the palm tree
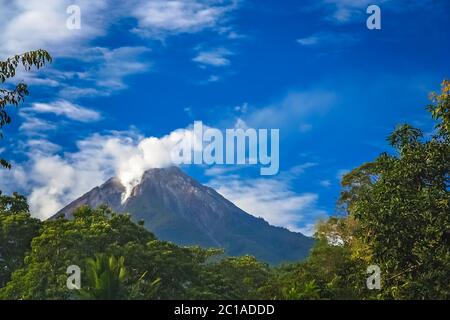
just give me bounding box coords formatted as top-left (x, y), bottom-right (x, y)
top-left (80, 254), bottom-right (127, 300)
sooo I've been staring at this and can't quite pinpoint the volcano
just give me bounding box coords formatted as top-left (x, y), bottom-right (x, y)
top-left (53, 167), bottom-right (314, 264)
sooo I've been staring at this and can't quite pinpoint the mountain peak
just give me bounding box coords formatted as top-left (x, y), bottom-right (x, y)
top-left (141, 166), bottom-right (195, 186)
top-left (101, 176), bottom-right (126, 191)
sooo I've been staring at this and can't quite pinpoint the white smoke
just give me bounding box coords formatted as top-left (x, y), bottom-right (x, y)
top-left (115, 127), bottom-right (201, 201)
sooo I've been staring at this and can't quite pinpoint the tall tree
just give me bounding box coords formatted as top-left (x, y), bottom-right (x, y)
top-left (339, 80), bottom-right (450, 299)
top-left (0, 193), bottom-right (41, 287)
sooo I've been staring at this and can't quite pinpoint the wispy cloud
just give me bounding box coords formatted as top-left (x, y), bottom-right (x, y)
top-left (193, 48), bottom-right (234, 67)
top-left (23, 139), bottom-right (62, 155)
top-left (14, 46), bottom-right (151, 101)
top-left (19, 115), bottom-right (57, 136)
top-left (297, 32), bottom-right (359, 47)
top-left (316, 0), bottom-right (384, 24)
top-left (242, 90), bottom-right (336, 131)
top-left (207, 75), bottom-right (221, 82)
top-left (29, 100), bottom-right (101, 122)
top-left (319, 180), bottom-right (332, 187)
top-left (208, 173), bottom-right (327, 235)
top-left (314, 0), bottom-right (433, 24)
top-left (204, 166), bottom-right (241, 176)
top-left (58, 87), bottom-right (105, 99)
top-left (87, 46), bottom-right (152, 90)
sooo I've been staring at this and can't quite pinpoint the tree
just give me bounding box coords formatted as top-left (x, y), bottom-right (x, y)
top-left (0, 206), bottom-right (155, 299)
top-left (198, 255), bottom-right (271, 300)
top-left (266, 237), bottom-right (369, 300)
top-left (0, 50), bottom-right (52, 170)
top-left (338, 80), bottom-right (450, 299)
top-left (79, 254), bottom-right (127, 300)
top-left (0, 206), bottom-right (226, 300)
top-left (0, 192), bottom-right (41, 287)
top-left (428, 80), bottom-right (450, 139)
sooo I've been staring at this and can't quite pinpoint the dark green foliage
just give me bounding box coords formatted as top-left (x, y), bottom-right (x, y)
top-left (262, 239), bottom-right (370, 300)
top-left (197, 256), bottom-right (271, 299)
top-left (0, 206), bottom-right (156, 299)
top-left (79, 254), bottom-right (127, 300)
top-left (0, 206), bottom-right (273, 300)
top-left (0, 192), bottom-right (41, 287)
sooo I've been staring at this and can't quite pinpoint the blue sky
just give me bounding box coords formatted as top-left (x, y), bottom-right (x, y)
top-left (0, 0), bottom-right (449, 235)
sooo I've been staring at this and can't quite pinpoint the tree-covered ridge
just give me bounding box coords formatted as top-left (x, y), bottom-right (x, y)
top-left (0, 205), bottom-right (274, 300)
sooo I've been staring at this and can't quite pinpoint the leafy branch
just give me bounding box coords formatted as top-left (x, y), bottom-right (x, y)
top-left (0, 49), bottom-right (52, 169)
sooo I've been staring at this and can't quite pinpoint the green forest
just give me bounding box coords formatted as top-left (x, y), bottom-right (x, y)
top-left (1, 51), bottom-right (449, 300)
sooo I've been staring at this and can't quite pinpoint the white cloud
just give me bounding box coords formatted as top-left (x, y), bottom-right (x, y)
top-left (48, 46), bottom-right (152, 97)
top-left (316, 0), bottom-right (431, 24)
top-left (207, 75), bottom-right (221, 82)
top-left (203, 162), bottom-right (326, 235)
top-left (208, 175), bottom-right (327, 235)
top-left (132, 0), bottom-right (237, 37)
top-left (297, 36), bottom-right (320, 46)
top-left (0, 0), bottom-right (237, 99)
top-left (30, 100), bottom-right (101, 122)
top-left (89, 46), bottom-right (152, 90)
top-left (243, 90), bottom-right (336, 131)
top-left (318, 0), bottom-right (382, 23)
top-left (19, 115), bottom-right (57, 135)
top-left (0, 0), bottom-right (109, 57)
top-left (319, 180), bottom-right (332, 187)
top-left (0, 165), bottom-right (28, 195)
top-left (9, 68), bottom-right (61, 87)
top-left (0, 0), bottom-right (238, 57)
top-left (297, 32), bottom-right (359, 47)
top-left (287, 162), bottom-right (318, 177)
top-left (114, 128), bottom-right (202, 200)
top-left (193, 48), bottom-right (233, 67)
top-left (204, 166), bottom-right (240, 176)
top-left (24, 139), bottom-right (62, 155)
top-left (234, 102), bottom-right (248, 114)
top-left (58, 86), bottom-right (105, 99)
